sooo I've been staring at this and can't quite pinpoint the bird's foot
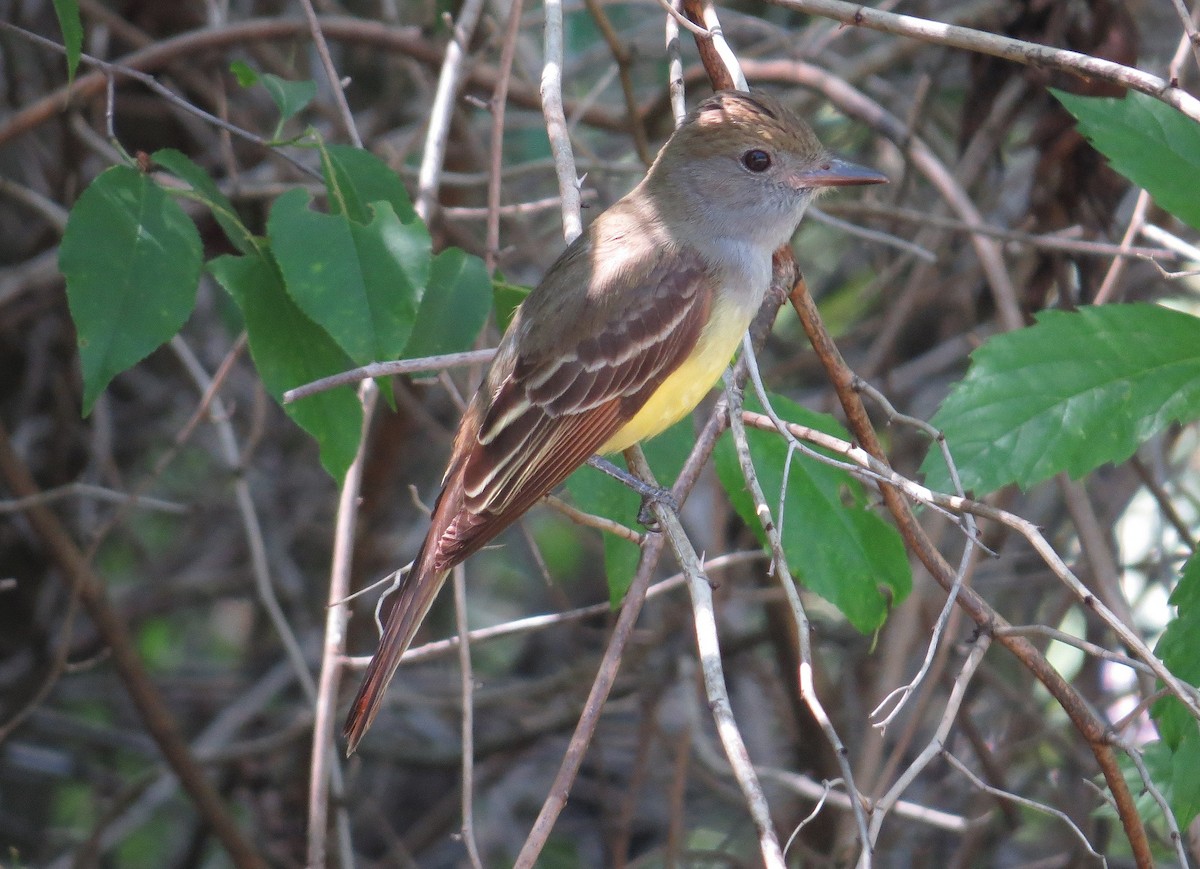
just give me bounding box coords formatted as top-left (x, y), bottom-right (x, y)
top-left (585, 456), bottom-right (679, 531)
top-left (636, 488), bottom-right (678, 532)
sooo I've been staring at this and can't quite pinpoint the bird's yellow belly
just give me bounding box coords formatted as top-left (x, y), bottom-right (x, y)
top-left (599, 297), bottom-right (753, 455)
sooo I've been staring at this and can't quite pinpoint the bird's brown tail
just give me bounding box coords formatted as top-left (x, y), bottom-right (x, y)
top-left (342, 544), bottom-right (449, 755)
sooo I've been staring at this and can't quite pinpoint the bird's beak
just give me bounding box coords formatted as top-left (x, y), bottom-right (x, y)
top-left (795, 157), bottom-right (888, 188)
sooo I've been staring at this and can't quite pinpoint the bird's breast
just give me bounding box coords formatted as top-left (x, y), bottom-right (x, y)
top-left (598, 288), bottom-right (758, 454)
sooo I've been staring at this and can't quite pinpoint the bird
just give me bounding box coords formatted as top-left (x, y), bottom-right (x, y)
top-left (344, 89), bottom-right (886, 753)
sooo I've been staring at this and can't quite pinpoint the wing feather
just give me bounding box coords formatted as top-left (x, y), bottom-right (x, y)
top-left (453, 247), bottom-right (713, 543)
top-left (345, 232), bottom-right (718, 754)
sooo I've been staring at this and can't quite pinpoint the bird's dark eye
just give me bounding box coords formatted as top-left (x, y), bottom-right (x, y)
top-left (741, 149), bottom-right (772, 172)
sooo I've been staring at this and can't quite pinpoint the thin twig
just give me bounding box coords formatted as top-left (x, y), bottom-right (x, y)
top-left (808, 207), bottom-right (937, 262)
top-left (1096, 190), bottom-right (1152, 304)
top-left (1058, 475), bottom-right (1141, 637)
top-left (513, 534), bottom-right (668, 866)
top-left (0, 20), bottom-right (318, 179)
top-left (872, 545), bottom-right (974, 732)
top-left (541, 0), bottom-right (584, 242)
top-left (666, 3), bottom-right (687, 124)
top-left (942, 750), bottom-right (1107, 864)
top-left (0, 556), bottom-right (85, 745)
top-left (680, 0), bottom-right (740, 91)
top-left (625, 446), bottom-right (787, 867)
top-left (655, 0), bottom-right (712, 38)
top-left (453, 564), bottom-right (485, 869)
top-left (769, 0), bottom-right (1200, 124)
top-left (724, 371), bottom-right (871, 863)
top-left (283, 348), bottom-right (497, 403)
top-left (485, 0), bottom-right (526, 273)
top-left (544, 494), bottom-right (644, 545)
top-left (864, 637), bottom-right (992, 862)
top-left (445, 191), bottom-right (599, 219)
top-left (1114, 735), bottom-right (1189, 867)
top-left (786, 274), bottom-right (1153, 864)
top-left (1166, 0), bottom-right (1200, 76)
top-left (307, 380), bottom-right (376, 869)
top-left (0, 482), bottom-right (186, 515)
top-left (1170, 1), bottom-right (1200, 84)
top-left (298, 0), bottom-right (363, 147)
top-left (1129, 455), bottom-right (1197, 555)
top-left (736, 409), bottom-right (1200, 721)
top-left (685, 1), bottom-right (747, 90)
top-left (1, 16), bottom-right (636, 153)
top-left (0, 176), bottom-right (70, 230)
top-left (755, 766), bottom-right (969, 834)
top-left (342, 553), bottom-right (762, 668)
top-left (171, 337), bottom-right (356, 867)
top-left (852, 378), bottom-right (981, 730)
top-left (995, 625), bottom-right (1160, 679)
top-left (823, 201), bottom-right (1179, 261)
top-left (416, 0), bottom-right (486, 222)
top-left (1140, 222), bottom-right (1200, 263)
top-left (583, 0), bottom-right (653, 165)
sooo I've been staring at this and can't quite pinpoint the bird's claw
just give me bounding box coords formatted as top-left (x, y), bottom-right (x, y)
top-left (637, 486), bottom-right (679, 531)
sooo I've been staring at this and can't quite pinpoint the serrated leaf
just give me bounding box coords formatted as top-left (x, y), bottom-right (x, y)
top-left (60, 165), bottom-right (202, 415)
top-left (1106, 740), bottom-right (1178, 829)
top-left (320, 144), bottom-right (417, 225)
top-left (152, 148), bottom-right (255, 254)
top-left (566, 421), bottom-right (694, 603)
top-left (1169, 553), bottom-right (1200, 611)
top-left (1154, 696), bottom-right (1193, 755)
top-left (267, 189), bottom-right (430, 365)
top-left (1153, 555), bottom-right (1200, 749)
top-left (1171, 726), bottom-right (1200, 829)
top-left (715, 393), bottom-right (910, 633)
top-left (51, 0), bottom-right (83, 84)
top-left (1053, 89), bottom-right (1200, 230)
top-left (261, 74), bottom-right (316, 128)
top-left (922, 304), bottom-right (1200, 494)
top-left (401, 247), bottom-right (491, 361)
top-left (208, 252), bottom-right (361, 481)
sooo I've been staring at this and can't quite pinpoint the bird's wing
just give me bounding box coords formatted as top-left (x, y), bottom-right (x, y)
top-left (344, 241), bottom-right (715, 753)
top-left (435, 244), bottom-right (715, 568)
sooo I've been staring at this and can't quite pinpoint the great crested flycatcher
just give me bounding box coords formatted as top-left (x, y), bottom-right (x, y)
top-left (344, 89), bottom-right (886, 753)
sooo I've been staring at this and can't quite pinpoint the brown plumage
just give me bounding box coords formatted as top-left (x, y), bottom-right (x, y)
top-left (344, 91), bottom-right (885, 753)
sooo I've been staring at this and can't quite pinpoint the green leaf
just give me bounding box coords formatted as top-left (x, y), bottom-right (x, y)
top-left (1149, 553), bottom-right (1200, 828)
top-left (227, 63), bottom-right (314, 137)
top-left (1105, 741), bottom-right (1178, 833)
top-left (60, 165), bottom-right (202, 415)
top-left (208, 252), bottom-right (361, 482)
top-left (261, 74), bottom-right (317, 128)
top-left (1172, 726), bottom-right (1200, 829)
top-left (267, 189), bottom-right (430, 365)
top-left (1152, 555), bottom-right (1200, 748)
top-left (320, 144), bottom-right (417, 225)
top-left (137, 617), bottom-right (181, 672)
top-left (51, 0), bottom-right (83, 84)
top-left (566, 421), bottom-right (694, 603)
top-left (493, 277), bottom-right (531, 333)
top-left (229, 60), bottom-right (259, 88)
top-left (715, 393), bottom-right (910, 633)
top-left (1053, 89), bottom-right (1200, 230)
top-left (922, 304), bottom-right (1200, 494)
top-left (152, 149), bottom-right (255, 254)
top-left (401, 247), bottom-right (491, 361)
